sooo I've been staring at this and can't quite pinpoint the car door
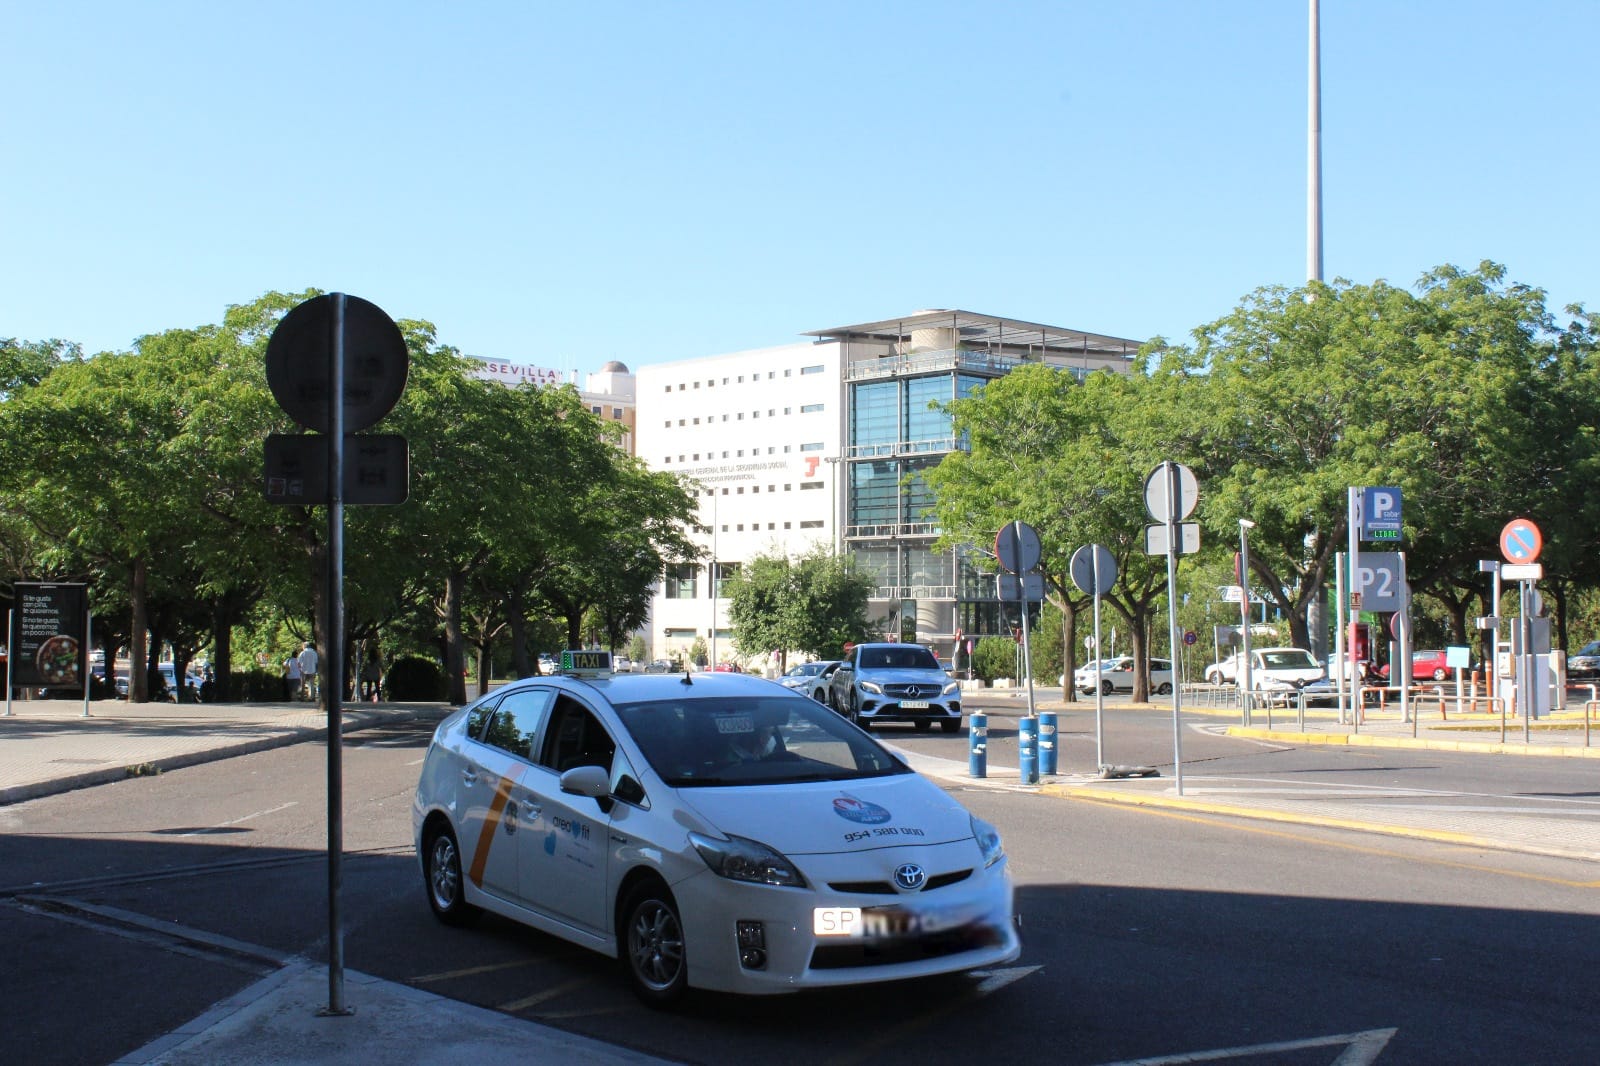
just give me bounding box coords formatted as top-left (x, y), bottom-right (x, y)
top-left (458, 687), bottom-right (555, 903)
top-left (519, 693), bottom-right (618, 934)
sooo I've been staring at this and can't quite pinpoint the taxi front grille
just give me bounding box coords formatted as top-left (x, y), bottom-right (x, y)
top-left (825, 869), bottom-right (972, 895)
top-left (883, 683), bottom-right (943, 699)
top-left (808, 921), bottom-right (1004, 970)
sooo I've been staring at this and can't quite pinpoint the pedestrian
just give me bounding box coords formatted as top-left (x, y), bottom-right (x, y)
top-left (298, 641), bottom-right (319, 701)
top-left (284, 654), bottom-right (302, 701)
top-left (360, 650), bottom-right (382, 703)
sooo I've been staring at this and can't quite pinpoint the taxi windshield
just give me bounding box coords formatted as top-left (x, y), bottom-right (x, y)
top-left (613, 695), bottom-right (910, 788)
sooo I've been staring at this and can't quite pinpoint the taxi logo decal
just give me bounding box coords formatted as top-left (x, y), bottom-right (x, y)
top-left (832, 794), bottom-right (891, 825)
top-left (468, 776), bottom-right (516, 889)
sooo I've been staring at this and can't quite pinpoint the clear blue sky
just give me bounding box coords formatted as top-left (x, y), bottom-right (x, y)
top-left (7, 2), bottom-right (1596, 376)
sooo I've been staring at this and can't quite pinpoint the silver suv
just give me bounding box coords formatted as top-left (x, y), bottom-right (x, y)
top-left (828, 642), bottom-right (962, 733)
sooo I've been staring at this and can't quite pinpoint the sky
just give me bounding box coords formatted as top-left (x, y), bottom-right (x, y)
top-left (6, 2), bottom-right (1597, 378)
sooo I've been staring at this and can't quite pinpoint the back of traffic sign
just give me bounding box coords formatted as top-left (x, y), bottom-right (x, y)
top-left (265, 294), bottom-right (409, 434)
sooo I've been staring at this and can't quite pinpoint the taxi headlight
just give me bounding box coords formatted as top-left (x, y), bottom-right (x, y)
top-left (971, 815), bottom-right (1004, 868)
top-left (942, 680), bottom-right (961, 695)
top-left (859, 680), bottom-right (884, 695)
top-left (690, 832), bottom-right (809, 888)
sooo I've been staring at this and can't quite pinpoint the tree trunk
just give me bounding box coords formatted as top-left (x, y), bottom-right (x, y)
top-left (444, 569), bottom-right (467, 705)
top-left (129, 555), bottom-right (149, 703)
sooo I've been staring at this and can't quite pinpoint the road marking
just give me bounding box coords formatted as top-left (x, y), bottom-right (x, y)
top-left (820, 965), bottom-right (1041, 1066)
top-left (499, 975), bottom-right (593, 1012)
top-left (1090, 1026), bottom-right (1396, 1065)
top-left (411, 957), bottom-right (543, 983)
top-left (177, 801), bottom-right (298, 837)
top-left (968, 964), bottom-right (1040, 994)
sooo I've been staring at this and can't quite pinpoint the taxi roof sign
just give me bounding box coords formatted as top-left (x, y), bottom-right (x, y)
top-left (560, 649), bottom-right (613, 677)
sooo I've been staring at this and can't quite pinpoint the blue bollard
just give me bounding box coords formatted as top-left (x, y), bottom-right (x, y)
top-left (1039, 710), bottom-right (1058, 776)
top-left (968, 712), bottom-right (988, 778)
top-left (1018, 715), bottom-right (1039, 784)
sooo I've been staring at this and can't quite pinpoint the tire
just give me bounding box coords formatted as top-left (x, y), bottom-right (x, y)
top-left (913, 719), bottom-right (932, 732)
top-left (1156, 682), bottom-right (1173, 696)
top-left (621, 881), bottom-right (688, 1007)
top-left (940, 718), bottom-right (961, 734)
top-left (1101, 680), bottom-right (1114, 696)
top-left (1205, 670), bottom-right (1220, 685)
top-left (1432, 668), bottom-right (1446, 681)
top-left (813, 687), bottom-right (827, 702)
top-left (423, 823), bottom-right (479, 927)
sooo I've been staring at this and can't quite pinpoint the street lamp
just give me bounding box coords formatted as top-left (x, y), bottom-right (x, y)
top-left (1239, 519), bottom-right (1256, 719)
top-left (824, 455), bottom-right (843, 554)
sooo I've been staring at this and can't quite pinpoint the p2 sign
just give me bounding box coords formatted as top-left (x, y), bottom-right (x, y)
top-left (1352, 553), bottom-right (1405, 612)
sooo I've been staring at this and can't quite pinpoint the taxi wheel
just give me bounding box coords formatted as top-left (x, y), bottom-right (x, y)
top-left (621, 881), bottom-right (687, 1006)
top-left (423, 824), bottom-right (479, 927)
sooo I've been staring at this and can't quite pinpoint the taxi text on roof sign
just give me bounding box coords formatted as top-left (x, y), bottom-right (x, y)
top-left (560, 649), bottom-right (613, 676)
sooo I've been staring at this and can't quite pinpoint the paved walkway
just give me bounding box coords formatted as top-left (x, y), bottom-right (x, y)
top-left (6, 691), bottom-right (1598, 1063)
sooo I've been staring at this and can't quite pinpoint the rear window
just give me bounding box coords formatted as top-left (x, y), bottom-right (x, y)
top-left (1261, 650), bottom-right (1317, 669)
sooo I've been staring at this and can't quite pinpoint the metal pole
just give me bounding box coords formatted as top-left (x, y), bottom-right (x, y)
top-left (1166, 463), bottom-right (1184, 795)
top-left (81, 609), bottom-right (92, 719)
top-left (324, 293), bottom-right (350, 1017)
top-left (1348, 489), bottom-right (1361, 724)
top-left (1093, 572), bottom-right (1105, 772)
top-left (1307, 0), bottom-right (1324, 282)
top-left (1334, 553), bottom-right (1347, 724)
top-left (1239, 520), bottom-right (1255, 726)
top-left (1521, 580), bottom-right (1533, 744)
top-left (5, 610), bottom-right (13, 717)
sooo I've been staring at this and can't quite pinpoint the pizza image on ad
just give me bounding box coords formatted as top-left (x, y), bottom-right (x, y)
top-left (36, 635), bottom-right (81, 686)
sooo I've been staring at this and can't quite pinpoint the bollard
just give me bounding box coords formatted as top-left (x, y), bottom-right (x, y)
top-left (968, 712), bottom-right (988, 778)
top-left (1038, 711), bottom-right (1058, 776)
top-left (1018, 715), bottom-right (1039, 785)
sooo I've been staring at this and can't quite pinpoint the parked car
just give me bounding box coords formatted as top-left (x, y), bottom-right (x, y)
top-left (644, 658), bottom-right (674, 674)
top-left (828, 642), bottom-right (962, 733)
top-left (612, 656), bottom-right (633, 674)
top-left (1062, 657), bottom-right (1122, 690)
top-left (1378, 649), bottom-right (1460, 683)
top-left (1568, 641), bottom-right (1600, 682)
top-left (1208, 647), bottom-right (1323, 689)
top-left (778, 660), bottom-right (839, 702)
top-left (1066, 656), bottom-right (1173, 696)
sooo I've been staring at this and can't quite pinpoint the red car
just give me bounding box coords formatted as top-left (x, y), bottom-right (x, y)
top-left (1378, 649), bottom-right (1454, 682)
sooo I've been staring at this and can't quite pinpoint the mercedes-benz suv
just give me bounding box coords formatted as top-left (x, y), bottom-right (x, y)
top-left (828, 642), bottom-right (962, 733)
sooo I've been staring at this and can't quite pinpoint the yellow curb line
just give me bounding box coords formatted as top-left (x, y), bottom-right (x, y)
top-left (1040, 783), bottom-right (1599, 863)
top-left (1225, 726), bottom-right (1600, 758)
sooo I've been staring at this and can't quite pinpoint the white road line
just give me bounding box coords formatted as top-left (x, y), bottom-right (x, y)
top-left (177, 801), bottom-right (297, 837)
top-left (1091, 1026), bottom-right (1396, 1065)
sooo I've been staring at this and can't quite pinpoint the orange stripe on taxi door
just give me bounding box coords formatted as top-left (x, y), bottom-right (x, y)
top-left (468, 776), bottom-right (515, 889)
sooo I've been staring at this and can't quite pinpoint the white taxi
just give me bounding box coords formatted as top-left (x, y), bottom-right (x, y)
top-left (413, 651), bottom-right (1019, 1005)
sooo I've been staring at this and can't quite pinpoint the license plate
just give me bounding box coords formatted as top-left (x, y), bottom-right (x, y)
top-left (899, 699), bottom-right (930, 709)
top-left (814, 907), bottom-right (862, 937)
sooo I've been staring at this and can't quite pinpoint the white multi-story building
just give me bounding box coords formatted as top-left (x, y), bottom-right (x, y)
top-left (636, 310), bottom-right (1142, 669)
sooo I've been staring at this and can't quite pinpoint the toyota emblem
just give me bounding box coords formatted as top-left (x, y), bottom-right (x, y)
top-left (893, 863), bottom-right (927, 890)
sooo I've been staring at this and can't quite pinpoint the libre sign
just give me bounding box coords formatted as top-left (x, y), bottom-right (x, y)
top-left (1360, 486), bottom-right (1403, 542)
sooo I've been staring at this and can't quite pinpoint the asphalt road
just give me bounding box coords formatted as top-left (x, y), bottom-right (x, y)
top-left (4, 716), bottom-right (1600, 1065)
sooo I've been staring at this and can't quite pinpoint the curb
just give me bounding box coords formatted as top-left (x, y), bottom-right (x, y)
top-left (1225, 726), bottom-right (1600, 759)
top-left (0, 706), bottom-right (446, 808)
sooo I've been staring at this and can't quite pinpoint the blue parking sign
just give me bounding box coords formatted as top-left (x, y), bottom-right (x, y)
top-left (1360, 486), bottom-right (1403, 543)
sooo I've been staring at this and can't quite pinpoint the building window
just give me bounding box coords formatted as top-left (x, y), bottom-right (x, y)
top-left (613, 408), bottom-right (623, 418)
top-left (693, 418), bottom-right (700, 425)
top-left (663, 421), bottom-right (671, 428)
top-left (784, 522), bottom-right (792, 529)
top-left (677, 419), bottom-right (685, 426)
top-left (801, 365), bottom-right (824, 375)
top-left (592, 405), bottom-right (602, 416)
top-left (737, 524), bottom-right (745, 531)
top-left (801, 403), bottom-right (824, 413)
top-left (665, 627), bottom-right (697, 640)
top-left (800, 481), bottom-right (823, 490)
top-left (800, 520), bottom-right (824, 529)
top-left (693, 453), bottom-right (700, 460)
top-left (665, 564), bottom-right (699, 599)
top-left (800, 442), bottom-right (824, 452)
top-left (714, 562), bottom-right (740, 596)
top-left (737, 486), bottom-right (745, 493)
top-left (785, 369), bottom-right (792, 377)
top-left (752, 486), bottom-right (760, 493)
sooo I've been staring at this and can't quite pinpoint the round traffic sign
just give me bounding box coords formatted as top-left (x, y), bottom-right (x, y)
top-left (266, 294), bottom-right (409, 434)
top-left (995, 520), bottom-right (1042, 574)
top-left (1183, 630), bottom-right (1197, 646)
top-left (1144, 462), bottom-right (1199, 522)
top-left (1499, 518), bottom-right (1543, 564)
top-left (1069, 543), bottom-right (1117, 596)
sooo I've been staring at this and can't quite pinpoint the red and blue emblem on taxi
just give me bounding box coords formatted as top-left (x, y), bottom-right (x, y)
top-left (832, 794), bottom-right (891, 824)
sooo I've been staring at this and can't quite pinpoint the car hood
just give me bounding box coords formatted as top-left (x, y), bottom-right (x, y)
top-left (675, 774), bottom-right (974, 856)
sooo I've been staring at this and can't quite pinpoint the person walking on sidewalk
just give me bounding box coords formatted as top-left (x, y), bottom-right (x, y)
top-left (297, 641), bottom-right (319, 702)
top-left (284, 654), bottom-right (302, 701)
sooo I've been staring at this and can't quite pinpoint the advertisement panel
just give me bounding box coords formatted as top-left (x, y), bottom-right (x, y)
top-left (9, 582), bottom-right (88, 688)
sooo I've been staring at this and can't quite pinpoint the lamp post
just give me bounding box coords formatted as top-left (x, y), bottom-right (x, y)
top-left (1239, 519), bottom-right (1256, 723)
top-left (824, 455), bottom-right (843, 554)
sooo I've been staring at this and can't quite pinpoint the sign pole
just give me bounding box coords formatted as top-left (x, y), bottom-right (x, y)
top-left (1093, 563), bottom-right (1105, 771)
top-left (81, 609), bottom-right (92, 719)
top-left (1165, 462), bottom-right (1184, 795)
top-left (4, 610), bottom-right (12, 717)
top-left (1347, 488), bottom-right (1361, 720)
top-left (325, 294), bottom-right (350, 1017)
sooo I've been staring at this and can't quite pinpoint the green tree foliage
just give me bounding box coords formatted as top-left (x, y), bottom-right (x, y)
top-left (726, 546), bottom-right (873, 668)
top-left (972, 635), bottom-right (1017, 683)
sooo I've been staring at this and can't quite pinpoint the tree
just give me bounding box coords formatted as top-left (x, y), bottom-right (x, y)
top-left (726, 546), bottom-right (873, 669)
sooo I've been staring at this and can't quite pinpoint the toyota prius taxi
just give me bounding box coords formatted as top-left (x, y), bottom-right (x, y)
top-left (412, 651), bottom-right (1019, 1005)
